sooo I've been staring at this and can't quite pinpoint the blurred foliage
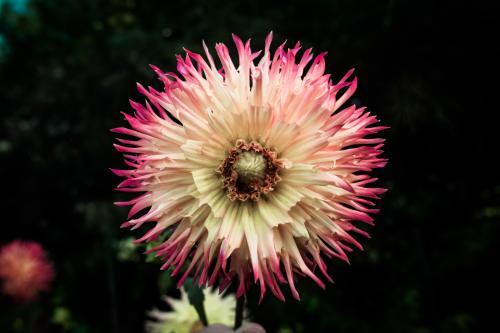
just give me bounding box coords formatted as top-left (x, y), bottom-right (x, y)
top-left (0, 0), bottom-right (498, 332)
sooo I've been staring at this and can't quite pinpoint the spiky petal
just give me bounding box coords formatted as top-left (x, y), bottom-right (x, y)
top-left (0, 240), bottom-right (54, 302)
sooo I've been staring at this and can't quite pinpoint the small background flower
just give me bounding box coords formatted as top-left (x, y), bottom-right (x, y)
top-left (0, 240), bottom-right (54, 302)
top-left (147, 288), bottom-right (237, 333)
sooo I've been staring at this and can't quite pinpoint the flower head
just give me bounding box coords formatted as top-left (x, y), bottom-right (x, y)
top-left (146, 288), bottom-right (236, 333)
top-left (0, 240), bottom-right (54, 302)
top-left (113, 33), bottom-right (387, 301)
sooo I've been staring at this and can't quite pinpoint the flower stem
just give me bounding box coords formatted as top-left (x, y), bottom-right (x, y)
top-left (234, 296), bottom-right (245, 330)
top-left (197, 302), bottom-right (209, 326)
top-left (185, 280), bottom-right (208, 326)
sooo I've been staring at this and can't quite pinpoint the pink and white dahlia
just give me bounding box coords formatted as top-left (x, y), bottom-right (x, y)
top-left (113, 33), bottom-right (387, 301)
top-left (0, 240), bottom-right (54, 302)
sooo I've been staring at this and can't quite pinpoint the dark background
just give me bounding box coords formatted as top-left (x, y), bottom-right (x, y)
top-left (1, 0), bottom-right (498, 332)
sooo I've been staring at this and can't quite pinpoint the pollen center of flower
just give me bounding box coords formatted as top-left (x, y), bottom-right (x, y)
top-left (216, 140), bottom-right (284, 202)
top-left (234, 151), bottom-right (266, 184)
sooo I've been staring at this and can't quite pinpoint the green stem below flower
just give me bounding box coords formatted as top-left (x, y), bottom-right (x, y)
top-left (185, 280), bottom-right (208, 326)
top-left (234, 296), bottom-right (245, 330)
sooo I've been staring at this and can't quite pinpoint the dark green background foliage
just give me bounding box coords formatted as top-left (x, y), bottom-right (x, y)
top-left (0, 0), bottom-right (498, 332)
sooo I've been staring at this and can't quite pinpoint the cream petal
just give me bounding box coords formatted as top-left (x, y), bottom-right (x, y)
top-left (181, 140), bottom-right (225, 168)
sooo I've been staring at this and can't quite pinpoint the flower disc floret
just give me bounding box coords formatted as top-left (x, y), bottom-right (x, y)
top-left (216, 140), bottom-right (283, 202)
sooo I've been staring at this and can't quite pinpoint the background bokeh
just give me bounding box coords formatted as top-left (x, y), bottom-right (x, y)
top-left (1, 0), bottom-right (498, 332)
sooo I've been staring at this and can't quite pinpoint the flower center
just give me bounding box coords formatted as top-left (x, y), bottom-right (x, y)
top-left (234, 151), bottom-right (266, 184)
top-left (217, 140), bottom-right (283, 201)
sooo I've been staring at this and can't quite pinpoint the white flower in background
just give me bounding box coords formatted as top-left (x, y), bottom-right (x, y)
top-left (146, 288), bottom-right (237, 333)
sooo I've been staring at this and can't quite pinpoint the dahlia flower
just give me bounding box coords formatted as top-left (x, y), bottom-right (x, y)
top-left (146, 288), bottom-right (237, 333)
top-left (113, 33), bottom-right (387, 301)
top-left (0, 240), bottom-right (54, 302)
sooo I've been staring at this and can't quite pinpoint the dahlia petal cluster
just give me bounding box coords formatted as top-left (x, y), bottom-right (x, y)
top-left (147, 288), bottom-right (236, 333)
top-left (0, 240), bottom-right (54, 302)
top-left (113, 33), bottom-right (387, 300)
